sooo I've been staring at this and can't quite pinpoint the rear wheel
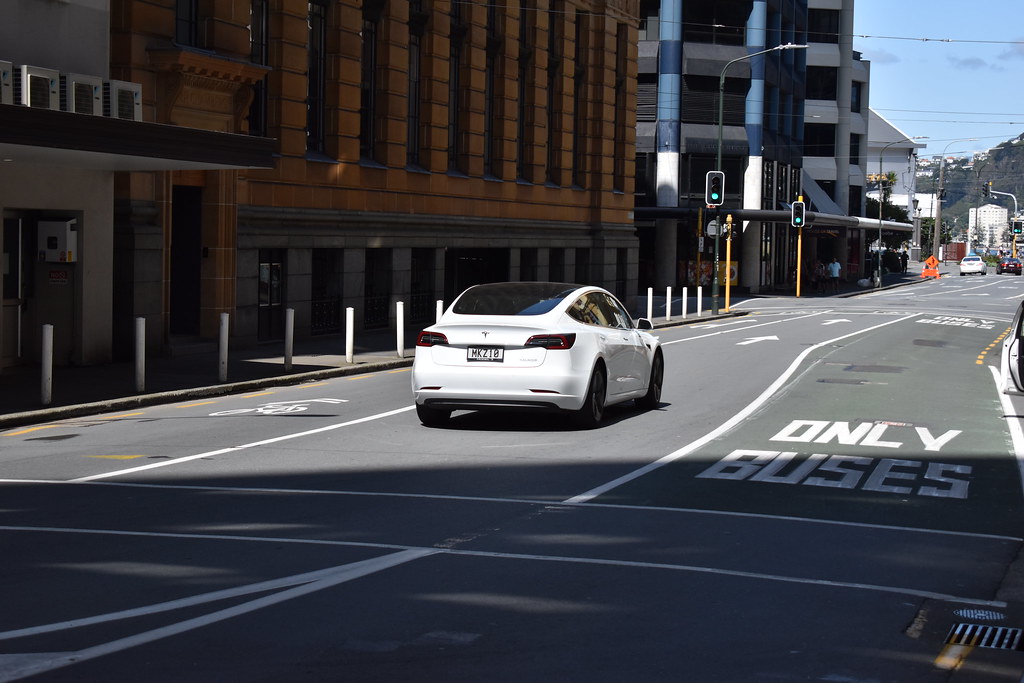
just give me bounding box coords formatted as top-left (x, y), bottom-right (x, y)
top-left (637, 351), bottom-right (664, 411)
top-left (416, 404), bottom-right (451, 427)
top-left (574, 365), bottom-right (606, 429)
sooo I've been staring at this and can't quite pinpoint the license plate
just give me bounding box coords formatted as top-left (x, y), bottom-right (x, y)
top-left (467, 346), bottom-right (503, 362)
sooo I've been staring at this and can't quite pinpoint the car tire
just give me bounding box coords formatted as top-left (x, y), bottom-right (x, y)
top-left (416, 403), bottom-right (451, 427)
top-left (574, 365), bottom-right (607, 429)
top-left (637, 351), bottom-right (664, 411)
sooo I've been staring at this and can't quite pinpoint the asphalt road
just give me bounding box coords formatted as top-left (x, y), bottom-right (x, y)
top-left (3, 274), bottom-right (1024, 682)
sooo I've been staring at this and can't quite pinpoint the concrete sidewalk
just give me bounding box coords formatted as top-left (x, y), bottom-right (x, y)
top-left (0, 267), bottom-right (941, 428)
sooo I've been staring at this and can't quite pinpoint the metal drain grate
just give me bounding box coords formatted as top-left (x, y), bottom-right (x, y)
top-left (945, 623), bottom-right (1023, 650)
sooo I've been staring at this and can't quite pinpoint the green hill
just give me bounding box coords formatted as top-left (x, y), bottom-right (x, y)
top-left (917, 133), bottom-right (1024, 237)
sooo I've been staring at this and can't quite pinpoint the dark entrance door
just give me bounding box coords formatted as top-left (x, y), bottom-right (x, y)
top-left (170, 186), bottom-right (202, 335)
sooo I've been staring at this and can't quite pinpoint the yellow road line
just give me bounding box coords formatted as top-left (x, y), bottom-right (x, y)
top-left (178, 401), bottom-right (218, 408)
top-left (388, 368), bottom-right (411, 374)
top-left (3, 425), bottom-right (58, 437)
top-left (101, 412), bottom-right (145, 419)
top-left (296, 382), bottom-right (326, 389)
top-left (977, 327), bottom-right (1011, 365)
top-left (242, 391), bottom-right (274, 398)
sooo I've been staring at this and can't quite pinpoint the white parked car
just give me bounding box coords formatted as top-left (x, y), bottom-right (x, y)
top-left (959, 255), bottom-right (987, 275)
top-left (412, 282), bottom-right (664, 428)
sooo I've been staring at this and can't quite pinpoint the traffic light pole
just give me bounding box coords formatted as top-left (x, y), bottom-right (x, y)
top-left (989, 188), bottom-right (1019, 256)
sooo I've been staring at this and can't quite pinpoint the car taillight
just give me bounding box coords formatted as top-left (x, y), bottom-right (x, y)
top-left (525, 333), bottom-right (576, 350)
top-left (417, 331), bottom-right (448, 347)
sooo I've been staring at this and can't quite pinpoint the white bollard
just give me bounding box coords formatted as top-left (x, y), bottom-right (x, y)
top-left (41, 324), bottom-right (53, 406)
top-left (396, 301), bottom-right (405, 359)
top-left (665, 286), bottom-right (672, 322)
top-left (284, 308), bottom-right (294, 372)
top-left (682, 287), bottom-right (688, 319)
top-left (345, 307), bottom-right (355, 364)
top-left (647, 288), bottom-right (653, 320)
top-left (436, 299), bottom-right (444, 323)
top-left (135, 317), bottom-right (146, 393)
top-left (697, 286), bottom-right (703, 316)
top-left (218, 312), bottom-right (229, 383)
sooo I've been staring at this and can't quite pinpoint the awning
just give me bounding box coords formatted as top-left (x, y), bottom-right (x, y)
top-left (0, 103), bottom-right (276, 171)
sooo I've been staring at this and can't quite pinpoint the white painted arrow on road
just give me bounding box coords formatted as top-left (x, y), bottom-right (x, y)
top-left (737, 335), bottom-right (779, 346)
top-left (962, 293), bottom-right (990, 297)
top-left (821, 319), bottom-right (851, 326)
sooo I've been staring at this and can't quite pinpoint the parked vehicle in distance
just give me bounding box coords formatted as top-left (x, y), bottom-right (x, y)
top-left (997, 257), bottom-right (1022, 275)
top-left (959, 255), bottom-right (987, 276)
top-left (412, 282), bottom-right (663, 429)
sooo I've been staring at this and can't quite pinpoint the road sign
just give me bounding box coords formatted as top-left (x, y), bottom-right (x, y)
top-left (706, 220), bottom-right (720, 237)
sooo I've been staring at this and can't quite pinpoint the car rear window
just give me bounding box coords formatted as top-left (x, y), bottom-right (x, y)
top-left (452, 282), bottom-right (580, 316)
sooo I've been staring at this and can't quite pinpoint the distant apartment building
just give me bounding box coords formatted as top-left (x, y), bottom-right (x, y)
top-left (634, 0), bottom-right (808, 293)
top-left (970, 204), bottom-right (1009, 251)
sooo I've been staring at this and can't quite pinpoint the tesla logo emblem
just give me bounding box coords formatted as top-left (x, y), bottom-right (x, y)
top-left (481, 331), bottom-right (490, 338)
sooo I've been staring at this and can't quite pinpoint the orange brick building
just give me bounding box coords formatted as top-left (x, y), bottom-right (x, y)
top-left (110, 0), bottom-right (639, 351)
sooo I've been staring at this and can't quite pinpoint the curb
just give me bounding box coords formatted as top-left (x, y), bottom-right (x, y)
top-left (0, 356), bottom-right (414, 430)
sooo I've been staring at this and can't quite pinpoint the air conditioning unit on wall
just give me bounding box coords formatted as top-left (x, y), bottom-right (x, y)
top-left (103, 80), bottom-right (142, 121)
top-left (0, 60), bottom-right (12, 105)
top-left (60, 73), bottom-right (103, 115)
top-left (14, 65), bottom-right (60, 109)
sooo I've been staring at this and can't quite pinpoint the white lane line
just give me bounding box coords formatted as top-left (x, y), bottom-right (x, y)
top-left (0, 549), bottom-right (433, 682)
top-left (70, 405), bottom-right (416, 482)
top-left (0, 525), bottom-right (1008, 619)
top-left (661, 310), bottom-right (827, 345)
top-left (6, 478), bottom-right (1016, 542)
top-left (988, 365), bottom-right (1024, 499)
top-left (566, 313), bottom-right (919, 504)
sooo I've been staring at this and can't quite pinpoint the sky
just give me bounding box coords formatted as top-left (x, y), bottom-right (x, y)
top-left (852, 0), bottom-right (1024, 158)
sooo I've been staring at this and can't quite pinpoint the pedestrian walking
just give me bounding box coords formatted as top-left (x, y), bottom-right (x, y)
top-left (827, 257), bottom-right (841, 293)
top-left (900, 251), bottom-right (909, 273)
top-left (813, 260), bottom-right (826, 294)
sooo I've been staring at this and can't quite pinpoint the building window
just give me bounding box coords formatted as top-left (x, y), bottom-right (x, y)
top-left (806, 66), bottom-right (838, 101)
top-left (850, 134), bottom-right (861, 165)
top-left (307, 0), bottom-right (328, 154)
top-left (804, 123), bottom-right (836, 157)
top-left (851, 81), bottom-right (863, 114)
top-left (176, 0), bottom-right (199, 46)
top-left (516, 0), bottom-right (535, 182)
top-left (258, 249), bottom-right (286, 341)
top-left (613, 23), bottom-right (628, 192)
top-left (249, 0), bottom-right (269, 136)
top-left (546, 1), bottom-right (564, 185)
top-left (484, 0), bottom-right (504, 178)
top-left (638, 0), bottom-right (659, 41)
top-left (682, 0), bottom-right (745, 46)
top-left (408, 0), bottom-right (429, 168)
top-left (808, 9), bottom-right (840, 44)
top-left (636, 73), bottom-right (656, 123)
top-left (571, 12), bottom-right (589, 188)
top-left (448, 0), bottom-right (467, 173)
top-left (361, 1), bottom-right (385, 163)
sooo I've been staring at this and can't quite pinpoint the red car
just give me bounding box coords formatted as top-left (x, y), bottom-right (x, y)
top-left (998, 257), bottom-right (1023, 275)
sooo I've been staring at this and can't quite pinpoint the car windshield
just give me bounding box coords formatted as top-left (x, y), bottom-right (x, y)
top-left (452, 282), bottom-right (581, 316)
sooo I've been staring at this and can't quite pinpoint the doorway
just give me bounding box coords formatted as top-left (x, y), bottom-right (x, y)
top-left (170, 186), bottom-right (202, 336)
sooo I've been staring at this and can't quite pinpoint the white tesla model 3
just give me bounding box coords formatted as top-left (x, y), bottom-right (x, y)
top-left (412, 282), bottom-right (663, 428)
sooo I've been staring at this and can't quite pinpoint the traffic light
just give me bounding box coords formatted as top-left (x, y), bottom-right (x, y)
top-left (791, 201), bottom-right (806, 228)
top-left (1014, 220), bottom-right (1023, 235)
top-left (705, 171), bottom-right (725, 206)
top-left (983, 181), bottom-right (991, 197)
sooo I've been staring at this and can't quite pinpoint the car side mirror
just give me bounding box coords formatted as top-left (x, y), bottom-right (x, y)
top-left (636, 318), bottom-right (654, 330)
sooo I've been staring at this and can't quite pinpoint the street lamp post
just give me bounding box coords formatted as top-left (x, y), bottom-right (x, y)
top-left (934, 138), bottom-right (978, 264)
top-left (876, 136), bottom-right (927, 287)
top-left (713, 42), bottom-right (806, 314)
